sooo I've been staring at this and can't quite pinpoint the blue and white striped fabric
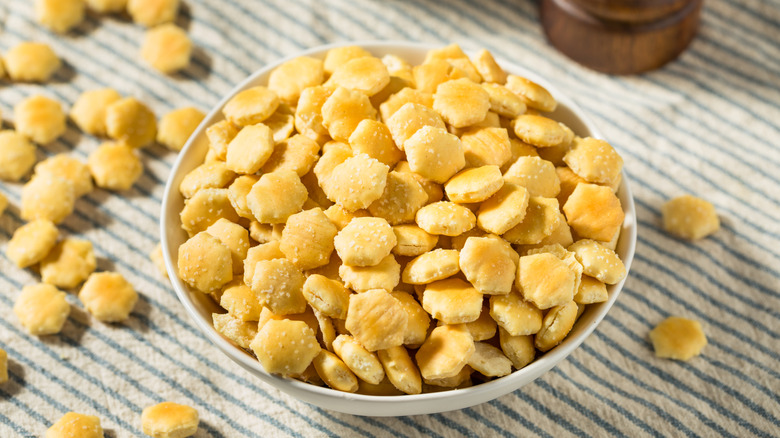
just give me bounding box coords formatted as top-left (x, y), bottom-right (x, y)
top-left (1, 0), bottom-right (778, 436)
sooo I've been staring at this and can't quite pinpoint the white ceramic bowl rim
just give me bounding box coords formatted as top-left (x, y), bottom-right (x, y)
top-left (161, 40), bottom-right (637, 415)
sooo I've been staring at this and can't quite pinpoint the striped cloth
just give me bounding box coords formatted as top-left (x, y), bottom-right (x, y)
top-left (1, 0), bottom-right (778, 436)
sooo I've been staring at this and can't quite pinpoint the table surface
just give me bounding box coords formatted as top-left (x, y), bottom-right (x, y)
top-left (1, 0), bottom-right (778, 437)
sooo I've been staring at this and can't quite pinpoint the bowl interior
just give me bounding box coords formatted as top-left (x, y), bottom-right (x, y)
top-left (161, 41), bottom-right (637, 416)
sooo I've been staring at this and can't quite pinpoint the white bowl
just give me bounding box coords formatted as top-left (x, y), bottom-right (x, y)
top-left (161, 41), bottom-right (637, 417)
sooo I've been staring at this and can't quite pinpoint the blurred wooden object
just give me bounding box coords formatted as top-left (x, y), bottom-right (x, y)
top-left (540, 0), bottom-right (702, 75)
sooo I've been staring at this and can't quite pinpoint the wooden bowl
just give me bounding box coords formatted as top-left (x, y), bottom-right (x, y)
top-left (541, 0), bottom-right (702, 74)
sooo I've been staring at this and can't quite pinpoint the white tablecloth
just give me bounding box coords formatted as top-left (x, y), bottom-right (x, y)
top-left (1, 0), bottom-right (778, 436)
